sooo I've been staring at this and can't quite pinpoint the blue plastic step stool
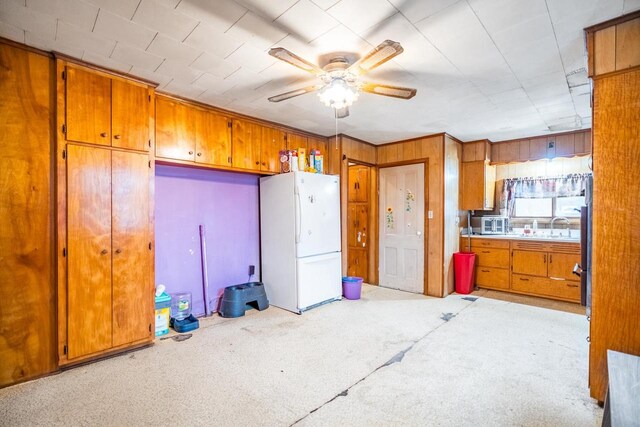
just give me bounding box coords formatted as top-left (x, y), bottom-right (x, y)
top-left (219, 282), bottom-right (269, 318)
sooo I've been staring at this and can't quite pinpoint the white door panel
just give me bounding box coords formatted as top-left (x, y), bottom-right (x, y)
top-left (379, 164), bottom-right (425, 293)
top-left (297, 252), bottom-right (342, 310)
top-left (295, 172), bottom-right (340, 258)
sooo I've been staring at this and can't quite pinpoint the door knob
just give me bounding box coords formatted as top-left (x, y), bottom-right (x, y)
top-left (189, 151), bottom-right (193, 155)
top-left (416, 230), bottom-right (423, 237)
top-left (197, 152), bottom-right (202, 156)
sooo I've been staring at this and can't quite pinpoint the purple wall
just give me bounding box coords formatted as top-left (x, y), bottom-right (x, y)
top-left (155, 165), bottom-right (260, 316)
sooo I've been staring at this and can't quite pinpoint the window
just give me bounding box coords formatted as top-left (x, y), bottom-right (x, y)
top-left (513, 196), bottom-right (585, 218)
top-left (555, 196), bottom-right (585, 217)
top-left (514, 198), bottom-right (553, 217)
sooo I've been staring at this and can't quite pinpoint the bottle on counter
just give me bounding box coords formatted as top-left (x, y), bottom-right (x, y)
top-left (532, 219), bottom-right (538, 235)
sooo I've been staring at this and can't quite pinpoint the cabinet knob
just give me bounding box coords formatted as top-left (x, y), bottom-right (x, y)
top-left (255, 161), bottom-right (260, 165)
top-left (197, 152), bottom-right (202, 156)
top-left (114, 134), bottom-right (121, 140)
top-left (115, 248), bottom-right (122, 254)
top-left (100, 132), bottom-right (108, 138)
top-left (100, 249), bottom-right (108, 255)
top-left (189, 151), bottom-right (194, 155)
top-left (262, 162), bottom-right (266, 166)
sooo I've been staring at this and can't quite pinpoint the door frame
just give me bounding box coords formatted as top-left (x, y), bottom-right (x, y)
top-left (377, 160), bottom-right (430, 295)
top-left (343, 158), bottom-right (377, 284)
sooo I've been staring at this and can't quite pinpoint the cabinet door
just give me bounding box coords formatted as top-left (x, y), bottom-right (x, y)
top-left (529, 137), bottom-right (548, 160)
top-left (308, 136), bottom-right (328, 157)
top-left (347, 248), bottom-right (368, 281)
top-left (355, 167), bottom-right (369, 202)
top-left (287, 133), bottom-right (307, 151)
top-left (111, 79), bottom-right (150, 151)
top-left (484, 164), bottom-right (496, 209)
top-left (547, 252), bottom-right (580, 281)
top-left (155, 96), bottom-right (195, 161)
top-left (460, 161), bottom-right (484, 210)
top-left (512, 250), bottom-right (547, 277)
top-left (66, 144), bottom-right (112, 359)
top-left (195, 109), bottom-right (231, 166)
top-left (348, 167), bottom-right (360, 202)
top-left (112, 150), bottom-right (152, 347)
top-left (552, 134), bottom-right (575, 157)
top-left (231, 119), bottom-right (262, 170)
top-left (261, 126), bottom-right (285, 173)
top-left (66, 66), bottom-right (111, 146)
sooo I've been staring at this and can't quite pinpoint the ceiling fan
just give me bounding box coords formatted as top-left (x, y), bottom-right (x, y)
top-left (267, 40), bottom-right (417, 119)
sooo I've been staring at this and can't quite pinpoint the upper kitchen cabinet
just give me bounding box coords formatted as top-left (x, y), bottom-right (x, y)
top-left (460, 160), bottom-right (496, 211)
top-left (155, 96), bottom-right (231, 167)
top-left (461, 140), bottom-right (490, 162)
top-left (63, 63), bottom-right (153, 151)
top-left (490, 130), bottom-right (591, 164)
top-left (232, 119), bottom-right (285, 173)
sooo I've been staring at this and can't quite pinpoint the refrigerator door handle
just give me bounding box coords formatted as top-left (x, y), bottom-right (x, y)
top-left (295, 189), bottom-right (302, 244)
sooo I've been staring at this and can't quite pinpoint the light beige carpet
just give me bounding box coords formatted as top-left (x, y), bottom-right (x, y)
top-left (0, 285), bottom-right (601, 426)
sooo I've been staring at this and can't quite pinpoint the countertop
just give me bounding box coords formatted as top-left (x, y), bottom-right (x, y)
top-left (460, 233), bottom-right (580, 244)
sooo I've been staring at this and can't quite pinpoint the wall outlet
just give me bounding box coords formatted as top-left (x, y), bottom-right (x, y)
top-left (428, 210), bottom-right (434, 219)
top-left (248, 265), bottom-right (255, 276)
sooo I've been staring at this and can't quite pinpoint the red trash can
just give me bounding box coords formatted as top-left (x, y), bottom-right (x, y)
top-left (454, 252), bottom-right (476, 294)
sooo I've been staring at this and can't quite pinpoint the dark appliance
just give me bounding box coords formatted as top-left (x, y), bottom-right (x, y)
top-left (574, 175), bottom-right (592, 312)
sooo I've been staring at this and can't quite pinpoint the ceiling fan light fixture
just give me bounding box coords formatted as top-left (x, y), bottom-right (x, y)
top-left (318, 78), bottom-right (359, 110)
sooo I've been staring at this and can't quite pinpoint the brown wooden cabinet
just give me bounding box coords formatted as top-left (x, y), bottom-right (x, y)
top-left (460, 160), bottom-right (496, 211)
top-left (156, 96), bottom-right (231, 167)
top-left (65, 64), bottom-right (151, 151)
top-left (232, 119), bottom-right (285, 173)
top-left (348, 165), bottom-right (369, 202)
top-left (64, 144), bottom-right (153, 361)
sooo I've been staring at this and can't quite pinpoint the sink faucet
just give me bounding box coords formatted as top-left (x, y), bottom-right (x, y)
top-left (551, 216), bottom-right (570, 237)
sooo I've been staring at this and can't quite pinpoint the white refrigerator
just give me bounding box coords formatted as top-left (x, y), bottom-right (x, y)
top-left (260, 171), bottom-right (342, 313)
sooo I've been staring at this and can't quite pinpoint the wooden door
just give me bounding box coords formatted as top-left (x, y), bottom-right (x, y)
top-left (66, 66), bottom-right (111, 146)
top-left (66, 144), bottom-right (112, 359)
top-left (155, 96), bottom-right (195, 161)
top-left (547, 252), bottom-right (580, 281)
top-left (111, 79), bottom-right (150, 151)
top-left (231, 119), bottom-right (261, 170)
top-left (111, 150), bottom-right (152, 347)
top-left (347, 205), bottom-right (369, 248)
top-left (195, 109), bottom-right (231, 166)
top-left (379, 164), bottom-right (425, 293)
top-left (261, 126), bottom-right (286, 173)
top-left (512, 250), bottom-right (547, 277)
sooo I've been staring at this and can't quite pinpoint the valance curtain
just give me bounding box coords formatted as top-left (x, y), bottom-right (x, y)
top-left (499, 173), bottom-right (592, 216)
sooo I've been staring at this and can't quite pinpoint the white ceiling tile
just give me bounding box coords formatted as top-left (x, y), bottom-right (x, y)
top-left (0, 0), bottom-right (57, 39)
top-left (310, 25), bottom-right (369, 59)
top-left (327, 0), bottom-right (396, 34)
top-left (190, 52), bottom-right (240, 78)
top-left (309, 0), bottom-right (340, 11)
top-left (162, 79), bottom-right (207, 99)
top-left (389, 0), bottom-right (462, 24)
top-left (155, 59), bottom-right (202, 83)
top-left (26, 0), bottom-right (99, 32)
top-left (224, 43), bottom-right (276, 72)
top-left (176, 0), bottom-right (247, 31)
top-left (192, 72), bottom-right (238, 94)
top-left (93, 9), bottom-right (156, 50)
top-left (235, 0), bottom-right (299, 20)
top-left (147, 33), bottom-right (201, 64)
top-left (275, 0), bottom-right (338, 43)
top-left (132, 0), bottom-right (198, 41)
top-left (183, 22), bottom-right (243, 59)
top-left (57, 20), bottom-right (116, 57)
top-left (25, 30), bottom-right (85, 58)
top-left (129, 66), bottom-right (173, 87)
top-left (468, 0), bottom-right (547, 32)
top-left (83, 0), bottom-right (140, 19)
top-left (111, 43), bottom-right (164, 70)
top-left (82, 50), bottom-right (132, 74)
top-left (624, 0), bottom-right (640, 11)
top-left (226, 11), bottom-right (288, 50)
top-left (0, 21), bottom-right (24, 43)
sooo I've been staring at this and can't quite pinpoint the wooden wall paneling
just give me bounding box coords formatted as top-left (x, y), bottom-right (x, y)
top-left (56, 59), bottom-right (68, 364)
top-left (308, 136), bottom-right (328, 156)
top-left (377, 143), bottom-right (399, 164)
top-left (574, 130), bottom-right (591, 154)
top-left (0, 44), bottom-right (56, 387)
top-left (111, 79), bottom-right (150, 151)
top-left (443, 136), bottom-right (461, 295)
top-left (111, 150), bottom-right (153, 348)
top-left (195, 109), bottom-right (231, 167)
top-left (594, 26), bottom-right (617, 76)
top-left (155, 96), bottom-right (195, 162)
top-left (615, 18), bottom-right (640, 71)
top-left (65, 65), bottom-right (111, 146)
top-left (287, 133), bottom-right (307, 151)
top-left (501, 141), bottom-right (519, 163)
top-left (231, 119), bottom-right (261, 171)
top-left (325, 135), bottom-right (341, 175)
top-left (590, 69), bottom-right (640, 402)
top-left (66, 144), bottom-right (113, 360)
top-left (528, 136), bottom-right (549, 160)
top-left (261, 126), bottom-right (286, 173)
top-left (461, 142), bottom-right (475, 162)
top-left (517, 139), bottom-right (530, 161)
top-left (551, 133), bottom-right (575, 157)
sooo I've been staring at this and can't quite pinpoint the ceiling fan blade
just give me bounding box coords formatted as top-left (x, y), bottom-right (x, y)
top-left (335, 106), bottom-right (349, 119)
top-left (347, 40), bottom-right (404, 76)
top-left (268, 85), bottom-right (323, 103)
top-left (360, 82), bottom-right (417, 99)
top-left (268, 47), bottom-right (324, 75)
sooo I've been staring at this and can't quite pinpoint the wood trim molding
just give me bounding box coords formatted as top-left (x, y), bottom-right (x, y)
top-left (584, 9), bottom-right (640, 33)
top-left (54, 53), bottom-right (159, 87)
top-left (376, 132), bottom-right (447, 147)
top-left (337, 133), bottom-right (377, 148)
top-left (0, 36), bottom-right (53, 57)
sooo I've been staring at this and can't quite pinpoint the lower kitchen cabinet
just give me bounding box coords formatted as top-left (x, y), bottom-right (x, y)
top-left (511, 274), bottom-right (580, 301)
top-left (63, 144), bottom-right (153, 363)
